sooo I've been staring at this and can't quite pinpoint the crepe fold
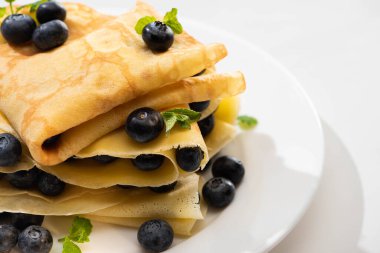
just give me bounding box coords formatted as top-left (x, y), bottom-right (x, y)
top-left (0, 174), bottom-right (202, 218)
top-left (0, 1), bottom-right (228, 166)
top-left (0, 111), bottom-right (237, 188)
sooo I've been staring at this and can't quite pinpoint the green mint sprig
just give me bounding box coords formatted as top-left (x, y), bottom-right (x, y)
top-left (163, 8), bottom-right (183, 34)
top-left (59, 217), bottom-right (93, 253)
top-left (0, 0), bottom-right (49, 18)
top-left (16, 0), bottom-right (48, 13)
top-left (3, 0), bottom-right (15, 15)
top-left (161, 108), bottom-right (201, 133)
top-left (135, 8), bottom-right (183, 35)
top-left (237, 115), bottom-right (258, 130)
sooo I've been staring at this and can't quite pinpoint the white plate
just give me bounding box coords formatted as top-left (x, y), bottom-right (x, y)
top-left (20, 1), bottom-right (324, 252)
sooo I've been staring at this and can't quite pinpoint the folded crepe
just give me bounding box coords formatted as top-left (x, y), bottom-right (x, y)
top-left (0, 1), bottom-right (228, 166)
top-left (0, 93), bottom-right (239, 187)
top-left (84, 216), bottom-right (198, 236)
top-left (0, 174), bottom-right (202, 218)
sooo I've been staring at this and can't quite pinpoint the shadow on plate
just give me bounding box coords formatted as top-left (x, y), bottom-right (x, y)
top-left (271, 120), bottom-right (366, 253)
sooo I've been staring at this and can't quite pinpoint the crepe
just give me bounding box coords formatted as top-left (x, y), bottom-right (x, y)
top-left (0, 3), bottom-right (110, 173)
top-left (0, 96), bottom-right (239, 188)
top-left (0, 112), bottom-right (36, 173)
top-left (0, 174), bottom-right (202, 219)
top-left (84, 216), bottom-right (197, 236)
top-left (0, 1), bottom-right (228, 166)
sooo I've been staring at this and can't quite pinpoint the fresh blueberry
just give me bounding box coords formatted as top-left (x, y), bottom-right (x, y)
top-left (175, 147), bottom-right (204, 172)
top-left (132, 154), bottom-right (164, 171)
top-left (1, 14), bottom-right (36, 45)
top-left (0, 224), bottom-right (18, 253)
top-left (149, 181), bottom-right (177, 193)
top-left (192, 69), bottom-right (206, 77)
top-left (32, 20), bottom-right (68, 51)
top-left (36, 1), bottom-right (66, 24)
top-left (137, 219), bottom-right (174, 252)
top-left (11, 213), bottom-right (44, 231)
top-left (42, 134), bottom-right (61, 149)
top-left (189, 100), bottom-right (210, 112)
top-left (92, 155), bottom-right (117, 164)
top-left (18, 226), bottom-right (52, 253)
top-left (125, 107), bottom-right (164, 143)
top-left (37, 172), bottom-right (65, 196)
top-left (0, 133), bottom-right (22, 167)
top-left (142, 21), bottom-right (174, 52)
top-left (198, 114), bottom-right (215, 137)
top-left (202, 177), bottom-right (235, 208)
top-left (5, 168), bottom-right (41, 189)
top-left (212, 156), bottom-right (245, 185)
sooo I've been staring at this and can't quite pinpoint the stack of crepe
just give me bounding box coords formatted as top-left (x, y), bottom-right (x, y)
top-left (0, 1), bottom-right (245, 236)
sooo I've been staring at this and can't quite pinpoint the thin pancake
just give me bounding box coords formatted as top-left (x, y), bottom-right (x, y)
top-left (0, 1), bottom-right (227, 166)
top-left (84, 216), bottom-right (197, 236)
top-left (0, 174), bottom-right (202, 219)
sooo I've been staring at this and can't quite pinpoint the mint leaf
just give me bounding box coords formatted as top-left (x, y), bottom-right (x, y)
top-left (166, 108), bottom-right (200, 121)
top-left (163, 8), bottom-right (183, 34)
top-left (68, 217), bottom-right (92, 243)
top-left (161, 112), bottom-right (177, 133)
top-left (62, 237), bottom-right (81, 253)
top-left (16, 0), bottom-right (48, 13)
top-left (135, 16), bottom-right (156, 34)
top-left (0, 7), bottom-right (6, 18)
top-left (237, 115), bottom-right (258, 130)
top-left (161, 108), bottom-right (201, 133)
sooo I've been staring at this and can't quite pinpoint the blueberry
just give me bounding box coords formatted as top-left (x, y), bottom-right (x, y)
top-left (37, 172), bottom-right (65, 196)
top-left (202, 177), bottom-right (235, 208)
top-left (137, 219), bottom-right (174, 252)
top-left (132, 154), bottom-right (164, 171)
top-left (0, 133), bottom-right (22, 167)
top-left (125, 107), bottom-right (164, 143)
top-left (192, 69), bottom-right (206, 77)
top-left (142, 21), bottom-right (174, 52)
top-left (36, 1), bottom-right (67, 24)
top-left (212, 156), bottom-right (245, 185)
top-left (42, 134), bottom-right (61, 149)
top-left (198, 114), bottom-right (215, 137)
top-left (11, 213), bottom-right (44, 231)
top-left (18, 226), bottom-right (52, 253)
top-left (175, 147), bottom-right (204, 172)
top-left (1, 14), bottom-right (36, 45)
top-left (92, 155), bottom-right (117, 164)
top-left (149, 181), bottom-right (177, 193)
top-left (32, 20), bottom-right (68, 51)
top-left (189, 100), bottom-right (210, 112)
top-left (0, 225), bottom-right (18, 253)
top-left (5, 168), bottom-right (41, 189)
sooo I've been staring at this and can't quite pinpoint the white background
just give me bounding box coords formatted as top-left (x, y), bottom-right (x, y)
top-left (162, 0), bottom-right (380, 252)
